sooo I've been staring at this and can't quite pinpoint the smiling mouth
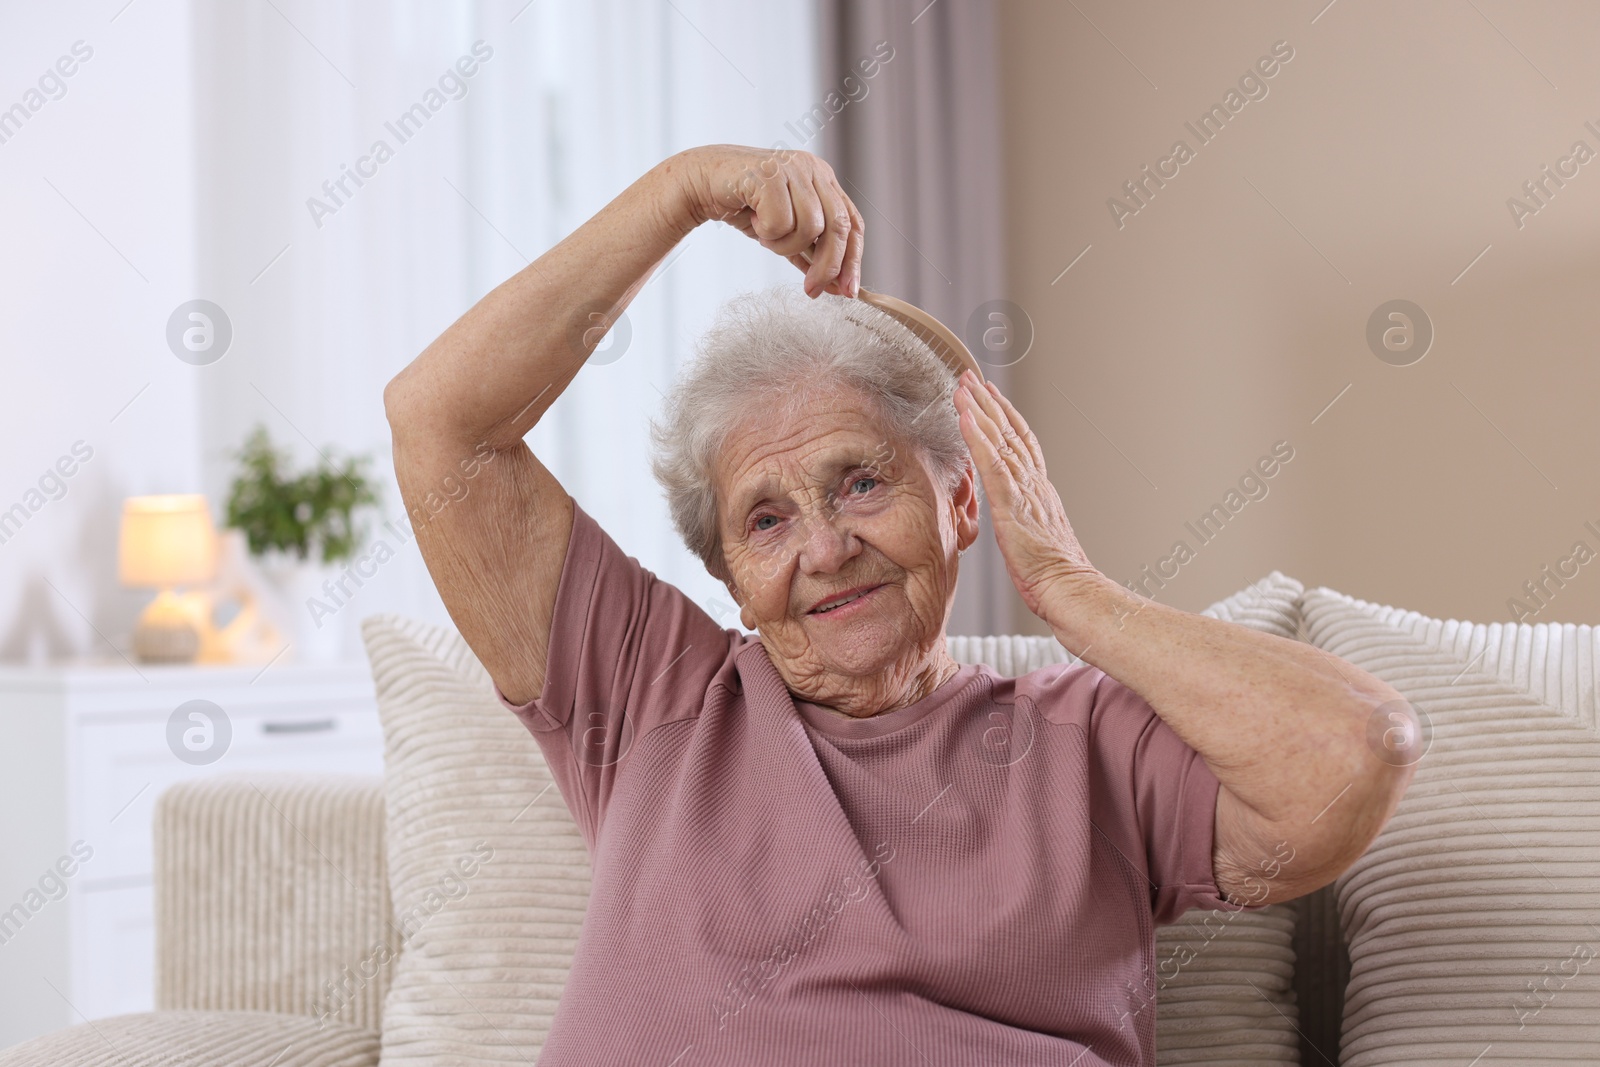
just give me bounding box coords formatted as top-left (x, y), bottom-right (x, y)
top-left (808, 584), bottom-right (884, 616)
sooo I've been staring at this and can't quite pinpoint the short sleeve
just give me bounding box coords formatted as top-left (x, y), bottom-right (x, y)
top-left (494, 499), bottom-right (738, 845)
top-left (1088, 669), bottom-right (1273, 925)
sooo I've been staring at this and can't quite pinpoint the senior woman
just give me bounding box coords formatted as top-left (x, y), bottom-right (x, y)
top-left (384, 145), bottom-right (1413, 1065)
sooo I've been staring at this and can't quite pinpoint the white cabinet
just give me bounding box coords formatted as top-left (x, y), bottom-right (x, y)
top-left (0, 661), bottom-right (384, 1046)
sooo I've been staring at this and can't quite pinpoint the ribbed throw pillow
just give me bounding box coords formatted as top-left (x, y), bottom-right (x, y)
top-left (1300, 588), bottom-right (1600, 1064)
top-left (952, 569), bottom-right (1305, 1067)
top-left (360, 614), bottom-right (591, 1064)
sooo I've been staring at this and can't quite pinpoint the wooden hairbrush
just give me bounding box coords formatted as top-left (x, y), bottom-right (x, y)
top-left (854, 286), bottom-right (985, 384)
top-left (795, 249), bottom-right (985, 383)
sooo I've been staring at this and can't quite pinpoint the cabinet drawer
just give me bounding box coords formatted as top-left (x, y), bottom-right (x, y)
top-left (74, 704), bottom-right (384, 884)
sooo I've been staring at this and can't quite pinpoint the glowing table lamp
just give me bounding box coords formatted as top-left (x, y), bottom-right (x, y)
top-left (119, 495), bottom-right (218, 663)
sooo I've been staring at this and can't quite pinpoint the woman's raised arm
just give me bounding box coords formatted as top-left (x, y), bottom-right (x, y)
top-left (383, 146), bottom-right (864, 705)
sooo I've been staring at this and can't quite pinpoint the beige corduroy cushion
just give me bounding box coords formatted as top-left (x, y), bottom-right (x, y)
top-left (360, 614), bottom-right (590, 1064)
top-left (956, 569), bottom-right (1305, 1066)
top-left (1301, 588), bottom-right (1600, 1064)
top-left (154, 775), bottom-right (394, 1031)
top-left (0, 1011), bottom-right (378, 1067)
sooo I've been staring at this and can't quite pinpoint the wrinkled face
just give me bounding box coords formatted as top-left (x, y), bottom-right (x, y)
top-left (715, 386), bottom-right (979, 713)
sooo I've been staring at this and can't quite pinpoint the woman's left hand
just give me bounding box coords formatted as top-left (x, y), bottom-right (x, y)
top-left (953, 370), bottom-right (1101, 619)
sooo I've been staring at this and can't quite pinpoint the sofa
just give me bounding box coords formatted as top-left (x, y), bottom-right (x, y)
top-left (3, 571), bottom-right (1595, 1065)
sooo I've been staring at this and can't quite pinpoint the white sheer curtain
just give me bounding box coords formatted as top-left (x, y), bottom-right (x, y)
top-left (192, 0), bottom-right (820, 648)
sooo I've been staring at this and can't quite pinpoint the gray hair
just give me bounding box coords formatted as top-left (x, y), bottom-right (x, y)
top-left (649, 284), bottom-right (976, 583)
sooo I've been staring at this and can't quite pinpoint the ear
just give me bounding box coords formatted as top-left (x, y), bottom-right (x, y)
top-left (952, 459), bottom-right (980, 555)
top-left (721, 573), bottom-right (758, 632)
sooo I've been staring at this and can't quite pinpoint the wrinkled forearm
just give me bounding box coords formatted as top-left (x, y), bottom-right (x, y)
top-left (383, 150), bottom-right (704, 450)
top-left (1041, 573), bottom-right (1414, 856)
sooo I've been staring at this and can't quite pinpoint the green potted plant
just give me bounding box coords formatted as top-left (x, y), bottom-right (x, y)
top-left (224, 425), bottom-right (378, 661)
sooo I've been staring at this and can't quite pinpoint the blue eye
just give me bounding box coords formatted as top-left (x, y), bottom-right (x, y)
top-left (850, 476), bottom-right (877, 494)
top-left (754, 515), bottom-right (778, 531)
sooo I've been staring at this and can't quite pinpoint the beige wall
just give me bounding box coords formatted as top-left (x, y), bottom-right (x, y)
top-left (996, 0), bottom-right (1600, 634)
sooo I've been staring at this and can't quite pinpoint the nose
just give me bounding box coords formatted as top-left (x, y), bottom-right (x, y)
top-left (794, 505), bottom-right (860, 577)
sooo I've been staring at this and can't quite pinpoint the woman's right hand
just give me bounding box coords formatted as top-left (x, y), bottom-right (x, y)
top-left (677, 144), bottom-right (864, 299)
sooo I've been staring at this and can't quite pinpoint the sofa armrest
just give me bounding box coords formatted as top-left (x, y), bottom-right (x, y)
top-left (153, 773), bottom-right (396, 1032)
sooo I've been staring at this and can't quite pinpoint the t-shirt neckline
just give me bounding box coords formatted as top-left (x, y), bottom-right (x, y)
top-left (789, 659), bottom-right (985, 741)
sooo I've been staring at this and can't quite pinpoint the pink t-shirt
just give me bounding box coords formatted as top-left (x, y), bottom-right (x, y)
top-left (497, 501), bottom-right (1262, 1066)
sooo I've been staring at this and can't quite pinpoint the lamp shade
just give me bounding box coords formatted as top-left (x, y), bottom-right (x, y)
top-left (118, 495), bottom-right (218, 588)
